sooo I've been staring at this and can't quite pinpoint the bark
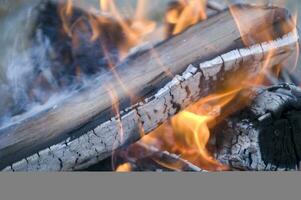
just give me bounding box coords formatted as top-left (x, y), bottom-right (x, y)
top-left (0, 5), bottom-right (298, 171)
top-left (215, 84), bottom-right (301, 171)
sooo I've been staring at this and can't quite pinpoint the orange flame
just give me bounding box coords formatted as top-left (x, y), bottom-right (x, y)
top-left (140, 89), bottom-right (241, 171)
top-left (107, 86), bottom-right (124, 144)
top-left (97, 0), bottom-right (156, 58)
top-left (116, 163), bottom-right (132, 172)
top-left (229, 4), bottom-right (299, 85)
top-left (165, 0), bottom-right (207, 36)
top-left (99, 0), bottom-right (110, 12)
top-left (171, 112), bottom-right (216, 166)
top-left (58, 1), bottom-right (298, 171)
top-left (144, 3), bottom-right (299, 171)
top-left (59, 0), bottom-right (74, 36)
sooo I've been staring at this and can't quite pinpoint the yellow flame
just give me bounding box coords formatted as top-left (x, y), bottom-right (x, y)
top-left (166, 0), bottom-right (207, 36)
top-left (116, 163), bottom-right (132, 172)
top-left (59, 0), bottom-right (299, 171)
top-left (106, 86), bottom-right (124, 143)
top-left (65, 0), bottom-right (73, 16)
top-left (99, 0), bottom-right (109, 12)
top-left (140, 89), bottom-right (240, 171)
top-left (229, 4), bottom-right (299, 85)
top-left (171, 111), bottom-right (212, 160)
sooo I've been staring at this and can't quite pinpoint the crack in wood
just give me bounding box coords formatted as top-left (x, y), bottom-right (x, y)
top-left (2, 30), bottom-right (298, 171)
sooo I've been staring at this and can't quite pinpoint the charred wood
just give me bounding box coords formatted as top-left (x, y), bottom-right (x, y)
top-left (215, 84), bottom-right (301, 171)
top-left (0, 5), bottom-right (298, 171)
top-left (86, 142), bottom-right (204, 172)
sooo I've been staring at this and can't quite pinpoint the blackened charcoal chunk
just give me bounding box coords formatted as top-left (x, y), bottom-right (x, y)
top-left (215, 84), bottom-right (301, 171)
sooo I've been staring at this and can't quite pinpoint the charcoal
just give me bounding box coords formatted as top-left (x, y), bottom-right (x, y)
top-left (215, 84), bottom-right (301, 170)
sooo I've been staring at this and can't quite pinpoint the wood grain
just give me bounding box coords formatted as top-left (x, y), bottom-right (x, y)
top-left (0, 5), bottom-right (297, 170)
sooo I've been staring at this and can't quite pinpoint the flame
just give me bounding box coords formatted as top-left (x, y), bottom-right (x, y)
top-left (165, 0), bottom-right (207, 36)
top-left (57, 0), bottom-right (209, 100)
top-left (59, 0), bottom-right (157, 68)
top-left (171, 112), bottom-right (215, 166)
top-left (56, 0), bottom-right (298, 171)
top-left (59, 0), bottom-right (74, 36)
top-left (99, 0), bottom-right (109, 12)
top-left (106, 86), bottom-right (129, 171)
top-left (97, 0), bottom-right (156, 58)
top-left (65, 0), bottom-right (73, 16)
top-left (58, 0), bottom-right (159, 100)
top-left (141, 89), bottom-right (240, 171)
top-left (106, 86), bottom-right (124, 144)
top-left (116, 163), bottom-right (132, 172)
top-left (229, 4), bottom-right (299, 84)
top-left (132, 2), bottom-right (300, 172)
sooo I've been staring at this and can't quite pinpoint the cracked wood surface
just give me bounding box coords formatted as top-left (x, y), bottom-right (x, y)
top-left (0, 5), bottom-right (298, 171)
top-left (3, 31), bottom-right (299, 171)
top-left (215, 84), bottom-right (301, 171)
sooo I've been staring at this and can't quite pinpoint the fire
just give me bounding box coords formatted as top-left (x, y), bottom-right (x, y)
top-left (59, 0), bottom-right (157, 68)
top-left (229, 5), bottom-right (300, 85)
top-left (59, 0), bottom-right (73, 35)
top-left (96, 0), bottom-right (156, 58)
top-left (165, 0), bottom-right (208, 36)
top-left (65, 0), bottom-right (73, 16)
top-left (171, 112), bottom-right (215, 167)
top-left (99, 0), bottom-right (109, 12)
top-left (116, 163), bottom-right (132, 172)
top-left (139, 89), bottom-right (241, 171)
top-left (128, 2), bottom-right (299, 171)
top-left (57, 0), bottom-right (298, 171)
top-left (107, 86), bottom-right (124, 143)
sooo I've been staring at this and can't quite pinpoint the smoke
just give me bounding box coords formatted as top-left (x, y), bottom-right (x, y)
top-left (0, 1), bottom-right (126, 127)
top-left (0, 3), bottom-right (38, 124)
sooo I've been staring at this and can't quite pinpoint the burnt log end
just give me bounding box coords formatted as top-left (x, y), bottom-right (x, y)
top-left (215, 84), bottom-right (301, 170)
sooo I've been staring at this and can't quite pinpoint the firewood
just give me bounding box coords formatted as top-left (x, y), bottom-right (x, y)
top-left (112, 142), bottom-right (205, 172)
top-left (0, 5), bottom-right (298, 171)
top-left (214, 84), bottom-right (301, 171)
top-left (207, 0), bottom-right (227, 11)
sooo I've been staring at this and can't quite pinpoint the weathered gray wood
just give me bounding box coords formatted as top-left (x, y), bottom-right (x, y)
top-left (3, 30), bottom-right (299, 171)
top-left (0, 5), bottom-right (298, 171)
top-left (207, 0), bottom-right (227, 11)
top-left (215, 84), bottom-right (301, 171)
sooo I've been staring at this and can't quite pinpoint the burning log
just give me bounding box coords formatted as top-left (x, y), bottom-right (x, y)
top-left (108, 84), bottom-right (301, 172)
top-left (0, 4), bottom-right (298, 171)
top-left (215, 84), bottom-right (301, 171)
